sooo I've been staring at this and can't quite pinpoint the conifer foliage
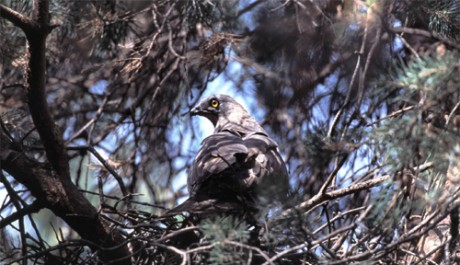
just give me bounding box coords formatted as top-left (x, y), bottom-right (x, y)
top-left (1, 0), bottom-right (460, 264)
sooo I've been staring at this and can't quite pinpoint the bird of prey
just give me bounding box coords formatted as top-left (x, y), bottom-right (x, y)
top-left (171, 94), bottom-right (289, 215)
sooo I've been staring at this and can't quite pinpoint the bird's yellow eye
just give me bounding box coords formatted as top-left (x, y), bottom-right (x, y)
top-left (210, 99), bottom-right (219, 108)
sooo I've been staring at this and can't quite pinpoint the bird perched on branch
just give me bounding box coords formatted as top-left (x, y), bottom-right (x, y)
top-left (171, 94), bottom-right (289, 216)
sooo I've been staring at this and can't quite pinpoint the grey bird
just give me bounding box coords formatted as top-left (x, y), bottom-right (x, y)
top-left (171, 94), bottom-right (289, 215)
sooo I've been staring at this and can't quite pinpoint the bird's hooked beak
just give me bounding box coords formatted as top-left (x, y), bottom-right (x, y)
top-left (190, 106), bottom-right (201, 116)
top-left (181, 106), bottom-right (202, 117)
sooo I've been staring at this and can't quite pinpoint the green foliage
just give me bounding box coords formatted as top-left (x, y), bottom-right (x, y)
top-left (96, 20), bottom-right (129, 57)
top-left (405, 0), bottom-right (460, 40)
top-left (377, 51), bottom-right (460, 166)
top-left (200, 217), bottom-right (250, 264)
top-left (426, 0), bottom-right (460, 40)
top-left (367, 50), bottom-right (460, 234)
top-left (180, 0), bottom-right (239, 30)
top-left (395, 52), bottom-right (458, 94)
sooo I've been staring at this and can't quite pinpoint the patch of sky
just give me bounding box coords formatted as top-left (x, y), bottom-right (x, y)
top-left (392, 19), bottom-right (404, 52)
top-left (46, 89), bottom-right (57, 105)
top-left (308, 86), bottom-right (332, 130)
top-left (237, 0), bottom-right (258, 31)
top-left (63, 116), bottom-right (76, 140)
top-left (336, 144), bottom-right (375, 190)
top-left (1, 173), bottom-right (50, 246)
top-left (98, 122), bottom-right (134, 153)
top-left (330, 51), bottom-right (340, 62)
top-left (170, 122), bottom-right (193, 195)
top-left (393, 36), bottom-right (403, 52)
top-left (89, 80), bottom-right (108, 95)
top-left (358, 4), bottom-right (368, 13)
top-left (347, 23), bottom-right (360, 32)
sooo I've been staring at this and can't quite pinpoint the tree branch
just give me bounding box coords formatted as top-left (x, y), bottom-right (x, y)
top-left (0, 130), bottom-right (132, 265)
top-left (25, 0), bottom-right (69, 179)
top-left (0, 200), bottom-right (43, 230)
top-left (0, 1), bottom-right (132, 263)
top-left (390, 26), bottom-right (460, 51)
top-left (276, 174), bottom-right (391, 220)
top-left (0, 4), bottom-right (35, 33)
top-left (277, 162), bottom-right (434, 220)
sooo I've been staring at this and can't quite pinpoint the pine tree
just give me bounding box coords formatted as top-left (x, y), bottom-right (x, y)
top-left (1, 0), bottom-right (460, 264)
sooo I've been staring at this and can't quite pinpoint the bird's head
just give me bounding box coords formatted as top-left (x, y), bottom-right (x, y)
top-left (190, 94), bottom-right (265, 135)
top-left (190, 95), bottom-right (225, 126)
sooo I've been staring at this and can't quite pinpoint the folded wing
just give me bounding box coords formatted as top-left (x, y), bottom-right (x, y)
top-left (188, 131), bottom-right (288, 206)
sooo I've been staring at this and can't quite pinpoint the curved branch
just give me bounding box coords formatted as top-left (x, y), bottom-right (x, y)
top-left (0, 1), bottom-right (131, 264)
top-left (0, 4), bottom-right (34, 33)
top-left (0, 199), bottom-right (43, 230)
top-left (0, 130), bottom-right (132, 265)
top-left (277, 162), bottom-right (433, 220)
top-left (25, 0), bottom-right (69, 179)
top-left (390, 26), bottom-right (460, 51)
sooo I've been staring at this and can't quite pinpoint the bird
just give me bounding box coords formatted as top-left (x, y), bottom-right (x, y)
top-left (170, 94), bottom-right (289, 216)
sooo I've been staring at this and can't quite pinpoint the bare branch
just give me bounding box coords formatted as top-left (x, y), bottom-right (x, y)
top-left (0, 4), bottom-right (34, 33)
top-left (390, 26), bottom-right (460, 50)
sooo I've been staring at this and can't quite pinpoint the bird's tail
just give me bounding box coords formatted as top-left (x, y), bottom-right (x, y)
top-left (167, 198), bottom-right (197, 214)
top-left (167, 198), bottom-right (249, 216)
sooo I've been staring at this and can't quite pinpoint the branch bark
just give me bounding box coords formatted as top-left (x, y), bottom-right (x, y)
top-left (277, 162), bottom-right (433, 220)
top-left (276, 174), bottom-right (391, 220)
top-left (0, 4), bottom-right (35, 33)
top-left (390, 26), bottom-right (460, 50)
top-left (26, 0), bottom-right (70, 181)
top-left (0, 1), bottom-right (131, 264)
top-left (1, 130), bottom-right (132, 264)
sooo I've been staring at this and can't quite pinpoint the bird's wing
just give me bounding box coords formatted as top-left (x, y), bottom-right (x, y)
top-left (243, 132), bottom-right (289, 201)
top-left (188, 131), bottom-right (249, 197)
top-left (188, 131), bottom-right (289, 205)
